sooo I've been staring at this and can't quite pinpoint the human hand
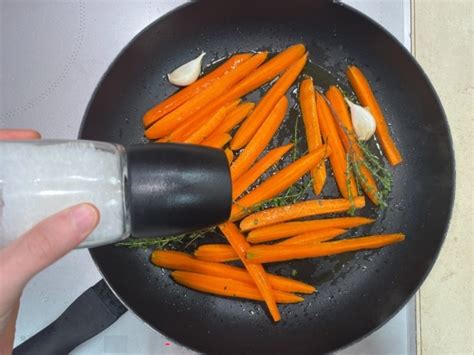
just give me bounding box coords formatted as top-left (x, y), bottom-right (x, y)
top-left (0, 129), bottom-right (100, 354)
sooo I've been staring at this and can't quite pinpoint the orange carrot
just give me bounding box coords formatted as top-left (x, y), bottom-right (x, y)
top-left (316, 92), bottom-right (358, 199)
top-left (219, 222), bottom-right (281, 322)
top-left (194, 244), bottom-right (238, 262)
top-left (246, 216), bottom-right (374, 244)
top-left (171, 271), bottom-right (303, 304)
top-left (247, 234), bottom-right (406, 263)
top-left (346, 65), bottom-right (403, 166)
top-left (151, 250), bottom-right (315, 294)
top-left (276, 228), bottom-right (346, 245)
top-left (232, 144), bottom-right (293, 200)
top-left (145, 52), bottom-right (268, 139)
top-left (230, 96), bottom-right (288, 181)
top-left (178, 44), bottom-right (306, 137)
top-left (240, 196), bottom-right (366, 231)
top-left (212, 102), bottom-right (255, 135)
top-left (326, 86), bottom-right (380, 204)
top-left (224, 148), bottom-right (234, 165)
top-left (299, 77), bottom-right (327, 195)
top-left (183, 106), bottom-right (228, 144)
top-left (231, 53), bottom-right (308, 150)
top-left (231, 145), bottom-right (330, 221)
top-left (201, 133), bottom-right (231, 149)
top-left (143, 53), bottom-right (251, 128)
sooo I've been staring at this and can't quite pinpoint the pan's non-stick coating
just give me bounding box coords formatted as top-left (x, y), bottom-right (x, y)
top-left (80, 1), bottom-right (454, 354)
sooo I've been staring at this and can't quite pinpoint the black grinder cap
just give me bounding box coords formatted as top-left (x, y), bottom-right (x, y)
top-left (126, 143), bottom-right (232, 238)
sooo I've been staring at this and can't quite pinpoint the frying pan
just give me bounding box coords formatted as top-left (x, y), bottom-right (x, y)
top-left (14, 1), bottom-right (455, 354)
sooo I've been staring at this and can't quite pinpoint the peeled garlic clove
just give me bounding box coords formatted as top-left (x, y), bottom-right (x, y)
top-left (345, 98), bottom-right (377, 141)
top-left (168, 52), bottom-right (206, 86)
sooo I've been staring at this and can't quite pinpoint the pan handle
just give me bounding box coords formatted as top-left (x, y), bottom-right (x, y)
top-left (13, 279), bottom-right (127, 355)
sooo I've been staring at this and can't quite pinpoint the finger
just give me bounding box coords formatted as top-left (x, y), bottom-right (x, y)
top-left (0, 129), bottom-right (41, 140)
top-left (0, 203), bottom-right (99, 288)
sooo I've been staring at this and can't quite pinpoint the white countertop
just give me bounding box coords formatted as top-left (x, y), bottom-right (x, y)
top-left (0, 1), bottom-right (415, 354)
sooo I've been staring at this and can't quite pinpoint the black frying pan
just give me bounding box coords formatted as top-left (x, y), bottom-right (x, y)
top-left (15, 1), bottom-right (455, 354)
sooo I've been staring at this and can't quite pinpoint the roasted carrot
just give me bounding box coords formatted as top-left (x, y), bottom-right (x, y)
top-left (299, 78), bottom-right (327, 195)
top-left (152, 250), bottom-right (315, 294)
top-left (143, 53), bottom-right (251, 128)
top-left (178, 44), bottom-right (306, 137)
top-left (246, 234), bottom-right (406, 263)
top-left (246, 216), bottom-right (374, 244)
top-left (201, 133), bottom-right (232, 149)
top-left (346, 65), bottom-right (403, 166)
top-left (219, 222), bottom-right (281, 322)
top-left (326, 86), bottom-right (380, 204)
top-left (145, 52), bottom-right (268, 139)
top-left (276, 228), bottom-right (347, 245)
top-left (183, 106), bottom-right (228, 144)
top-left (232, 144), bottom-right (293, 200)
top-left (194, 244), bottom-right (238, 262)
top-left (316, 92), bottom-right (358, 199)
top-left (224, 148), bottom-right (234, 164)
top-left (230, 96), bottom-right (288, 181)
top-left (231, 145), bottom-right (330, 221)
top-left (172, 271), bottom-right (303, 303)
top-left (212, 102), bottom-right (255, 135)
top-left (231, 53), bottom-right (308, 150)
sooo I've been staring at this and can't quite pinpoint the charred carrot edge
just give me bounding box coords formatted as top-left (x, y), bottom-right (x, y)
top-left (224, 148), bottom-right (234, 165)
top-left (326, 86), bottom-right (380, 204)
top-left (346, 65), bottom-right (403, 166)
top-left (231, 145), bottom-right (330, 221)
top-left (299, 78), bottom-right (327, 195)
top-left (240, 196), bottom-right (366, 231)
top-left (152, 250), bottom-right (315, 294)
top-left (172, 271), bottom-right (303, 303)
top-left (194, 244), bottom-right (239, 262)
top-left (276, 228), bottom-right (347, 245)
top-left (230, 96), bottom-right (288, 181)
top-left (177, 44), bottom-right (306, 137)
top-left (145, 52), bottom-right (268, 139)
top-left (212, 102), bottom-right (255, 135)
top-left (219, 222), bottom-right (281, 322)
top-left (183, 106), bottom-right (228, 144)
top-left (246, 216), bottom-right (374, 244)
top-left (232, 144), bottom-right (293, 200)
top-left (231, 53), bottom-right (308, 150)
top-left (143, 53), bottom-right (251, 128)
top-left (316, 92), bottom-right (358, 199)
top-left (201, 133), bottom-right (232, 149)
top-left (246, 234), bottom-right (406, 263)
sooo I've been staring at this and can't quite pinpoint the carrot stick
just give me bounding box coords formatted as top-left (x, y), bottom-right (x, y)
top-left (326, 86), bottom-right (380, 205)
top-left (183, 106), bottom-right (228, 144)
top-left (276, 228), bottom-right (346, 245)
top-left (346, 65), bottom-right (403, 166)
top-left (240, 196), bottom-right (366, 231)
top-left (316, 92), bottom-right (358, 199)
top-left (178, 44), bottom-right (306, 137)
top-left (231, 145), bottom-right (330, 221)
top-left (152, 250), bottom-right (315, 294)
top-left (194, 244), bottom-right (239, 262)
top-left (299, 77), bottom-right (327, 195)
top-left (219, 222), bottom-right (281, 322)
top-left (143, 53), bottom-right (251, 128)
top-left (212, 102), bottom-right (255, 135)
top-left (172, 271), bottom-right (303, 304)
top-left (201, 133), bottom-right (231, 149)
top-left (230, 96), bottom-right (288, 181)
top-left (232, 144), bottom-right (293, 200)
top-left (247, 234), bottom-right (406, 263)
top-left (246, 216), bottom-right (374, 244)
top-left (224, 148), bottom-right (234, 165)
top-left (145, 52), bottom-right (268, 139)
top-left (230, 53), bottom-right (308, 150)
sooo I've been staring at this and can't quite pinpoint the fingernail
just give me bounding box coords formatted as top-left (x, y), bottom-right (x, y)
top-left (71, 204), bottom-right (99, 234)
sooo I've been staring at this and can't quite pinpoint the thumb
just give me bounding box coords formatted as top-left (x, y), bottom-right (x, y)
top-left (0, 203), bottom-right (99, 289)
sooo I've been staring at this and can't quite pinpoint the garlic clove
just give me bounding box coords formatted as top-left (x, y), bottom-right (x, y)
top-left (345, 98), bottom-right (377, 141)
top-left (168, 52), bottom-right (206, 86)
